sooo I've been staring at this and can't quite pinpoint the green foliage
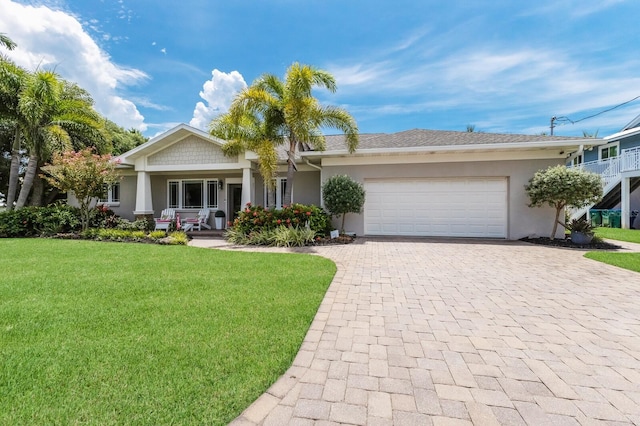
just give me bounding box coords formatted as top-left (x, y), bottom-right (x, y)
top-left (210, 63), bottom-right (358, 206)
top-left (41, 148), bottom-right (120, 230)
top-left (148, 230), bottom-right (167, 240)
top-left (0, 205), bottom-right (81, 237)
top-left (225, 225), bottom-right (316, 247)
top-left (79, 228), bottom-right (188, 245)
top-left (566, 218), bottom-right (593, 234)
top-left (225, 203), bottom-right (330, 246)
top-left (167, 231), bottom-right (188, 245)
top-left (105, 119), bottom-right (147, 155)
top-left (322, 174), bottom-right (366, 231)
top-left (271, 226), bottom-right (317, 247)
top-left (525, 165), bottom-right (603, 239)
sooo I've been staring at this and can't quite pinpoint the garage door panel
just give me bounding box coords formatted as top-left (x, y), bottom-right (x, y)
top-left (364, 178), bottom-right (507, 238)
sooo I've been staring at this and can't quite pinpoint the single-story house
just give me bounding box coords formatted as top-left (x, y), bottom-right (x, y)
top-left (106, 123), bottom-right (604, 239)
top-left (569, 114), bottom-right (640, 228)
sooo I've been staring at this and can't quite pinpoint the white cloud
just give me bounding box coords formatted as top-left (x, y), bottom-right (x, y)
top-left (0, 0), bottom-right (148, 131)
top-left (189, 69), bottom-right (247, 130)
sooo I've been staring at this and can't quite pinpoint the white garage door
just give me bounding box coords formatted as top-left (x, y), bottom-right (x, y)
top-left (364, 178), bottom-right (508, 238)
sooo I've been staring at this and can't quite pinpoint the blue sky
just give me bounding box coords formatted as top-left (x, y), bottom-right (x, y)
top-left (2, 0), bottom-right (640, 138)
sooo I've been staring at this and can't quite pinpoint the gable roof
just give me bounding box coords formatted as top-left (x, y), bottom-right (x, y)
top-left (622, 113), bottom-right (640, 132)
top-left (299, 129), bottom-right (598, 159)
top-left (116, 123), bottom-right (227, 166)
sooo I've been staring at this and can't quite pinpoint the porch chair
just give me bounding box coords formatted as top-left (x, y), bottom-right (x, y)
top-left (154, 208), bottom-right (176, 231)
top-left (183, 208), bottom-right (211, 231)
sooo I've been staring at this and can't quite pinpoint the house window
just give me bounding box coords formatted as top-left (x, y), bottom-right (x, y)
top-left (572, 154), bottom-right (583, 166)
top-left (264, 178), bottom-right (288, 209)
top-left (206, 180), bottom-right (218, 209)
top-left (167, 179), bottom-right (218, 209)
top-left (600, 142), bottom-right (619, 161)
top-left (168, 181), bottom-right (179, 208)
top-left (99, 182), bottom-right (120, 205)
top-left (183, 180), bottom-right (203, 209)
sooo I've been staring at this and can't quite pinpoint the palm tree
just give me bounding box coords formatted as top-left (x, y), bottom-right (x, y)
top-left (0, 33), bottom-right (17, 50)
top-left (0, 56), bottom-right (27, 210)
top-left (210, 63), bottom-right (358, 205)
top-left (13, 70), bottom-right (106, 208)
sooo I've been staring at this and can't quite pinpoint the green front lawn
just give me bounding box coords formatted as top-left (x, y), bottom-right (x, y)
top-left (0, 239), bottom-right (336, 425)
top-left (588, 227), bottom-right (640, 273)
top-left (594, 226), bottom-right (640, 244)
top-left (585, 252), bottom-right (640, 273)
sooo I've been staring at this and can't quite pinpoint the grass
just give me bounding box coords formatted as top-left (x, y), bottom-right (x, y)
top-left (587, 227), bottom-right (640, 273)
top-left (0, 239), bottom-right (336, 425)
top-left (594, 226), bottom-right (640, 244)
top-left (585, 252), bottom-right (640, 273)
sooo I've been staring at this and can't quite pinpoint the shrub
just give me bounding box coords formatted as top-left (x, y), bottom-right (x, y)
top-left (322, 175), bottom-right (366, 232)
top-left (227, 203), bottom-right (331, 246)
top-left (0, 205), bottom-right (82, 237)
top-left (148, 230), bottom-right (167, 240)
top-left (272, 226), bottom-right (316, 247)
top-left (167, 231), bottom-right (188, 245)
top-left (526, 165), bottom-right (602, 239)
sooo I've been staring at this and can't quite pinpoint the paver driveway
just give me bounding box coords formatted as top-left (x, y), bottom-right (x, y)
top-left (190, 237), bottom-right (640, 425)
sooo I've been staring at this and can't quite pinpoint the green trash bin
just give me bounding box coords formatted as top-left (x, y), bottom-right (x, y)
top-left (610, 210), bottom-right (621, 228)
top-left (590, 210), bottom-right (602, 227)
top-left (601, 210), bottom-right (610, 227)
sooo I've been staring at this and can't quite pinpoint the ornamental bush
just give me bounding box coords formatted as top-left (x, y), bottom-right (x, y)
top-left (322, 175), bottom-right (366, 232)
top-left (525, 165), bottom-right (602, 239)
top-left (226, 203), bottom-right (331, 245)
top-left (0, 205), bottom-right (82, 237)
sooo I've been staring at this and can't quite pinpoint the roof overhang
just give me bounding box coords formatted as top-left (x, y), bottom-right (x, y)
top-left (604, 126), bottom-right (640, 141)
top-left (300, 138), bottom-right (605, 159)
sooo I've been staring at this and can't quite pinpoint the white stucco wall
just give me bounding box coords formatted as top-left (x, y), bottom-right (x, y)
top-left (321, 158), bottom-right (563, 240)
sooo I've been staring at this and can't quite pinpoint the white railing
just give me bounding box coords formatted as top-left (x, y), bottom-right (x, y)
top-left (622, 146), bottom-right (640, 172)
top-left (568, 148), bottom-right (640, 221)
top-left (571, 157), bottom-right (621, 188)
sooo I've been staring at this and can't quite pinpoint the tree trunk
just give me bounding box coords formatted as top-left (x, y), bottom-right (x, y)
top-left (267, 187), bottom-right (275, 209)
top-left (29, 173), bottom-right (44, 206)
top-left (341, 213), bottom-right (347, 233)
top-left (550, 206), bottom-right (565, 240)
top-left (283, 137), bottom-right (297, 206)
top-left (15, 154), bottom-right (38, 209)
top-left (6, 128), bottom-right (21, 211)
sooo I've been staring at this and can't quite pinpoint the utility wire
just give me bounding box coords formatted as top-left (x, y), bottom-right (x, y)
top-left (555, 94), bottom-right (640, 127)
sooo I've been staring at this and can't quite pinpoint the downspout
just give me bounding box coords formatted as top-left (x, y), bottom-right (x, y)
top-left (305, 159), bottom-right (324, 207)
top-left (566, 144), bottom-right (584, 166)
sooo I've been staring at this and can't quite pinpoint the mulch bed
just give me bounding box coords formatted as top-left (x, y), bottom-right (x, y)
top-left (313, 235), bottom-right (355, 245)
top-left (520, 236), bottom-right (621, 250)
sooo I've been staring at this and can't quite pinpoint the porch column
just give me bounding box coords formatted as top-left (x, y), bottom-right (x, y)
top-left (241, 167), bottom-right (252, 207)
top-left (621, 176), bottom-right (630, 229)
top-left (133, 171), bottom-right (154, 215)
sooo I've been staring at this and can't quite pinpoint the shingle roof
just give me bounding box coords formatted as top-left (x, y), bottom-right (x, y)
top-left (321, 129), bottom-right (581, 151)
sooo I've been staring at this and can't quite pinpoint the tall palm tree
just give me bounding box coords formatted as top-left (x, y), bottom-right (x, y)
top-left (0, 33), bottom-right (17, 50)
top-left (0, 56), bottom-right (27, 210)
top-left (13, 70), bottom-right (106, 208)
top-left (210, 62), bottom-right (358, 205)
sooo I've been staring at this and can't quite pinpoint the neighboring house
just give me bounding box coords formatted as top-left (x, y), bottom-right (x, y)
top-left (108, 123), bottom-right (601, 240)
top-left (569, 114), bottom-right (640, 228)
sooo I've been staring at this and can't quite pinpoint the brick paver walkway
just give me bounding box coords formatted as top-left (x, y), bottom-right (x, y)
top-left (189, 237), bottom-right (640, 425)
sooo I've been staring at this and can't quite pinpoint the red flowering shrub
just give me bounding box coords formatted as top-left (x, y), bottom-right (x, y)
top-left (228, 203), bottom-right (331, 239)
